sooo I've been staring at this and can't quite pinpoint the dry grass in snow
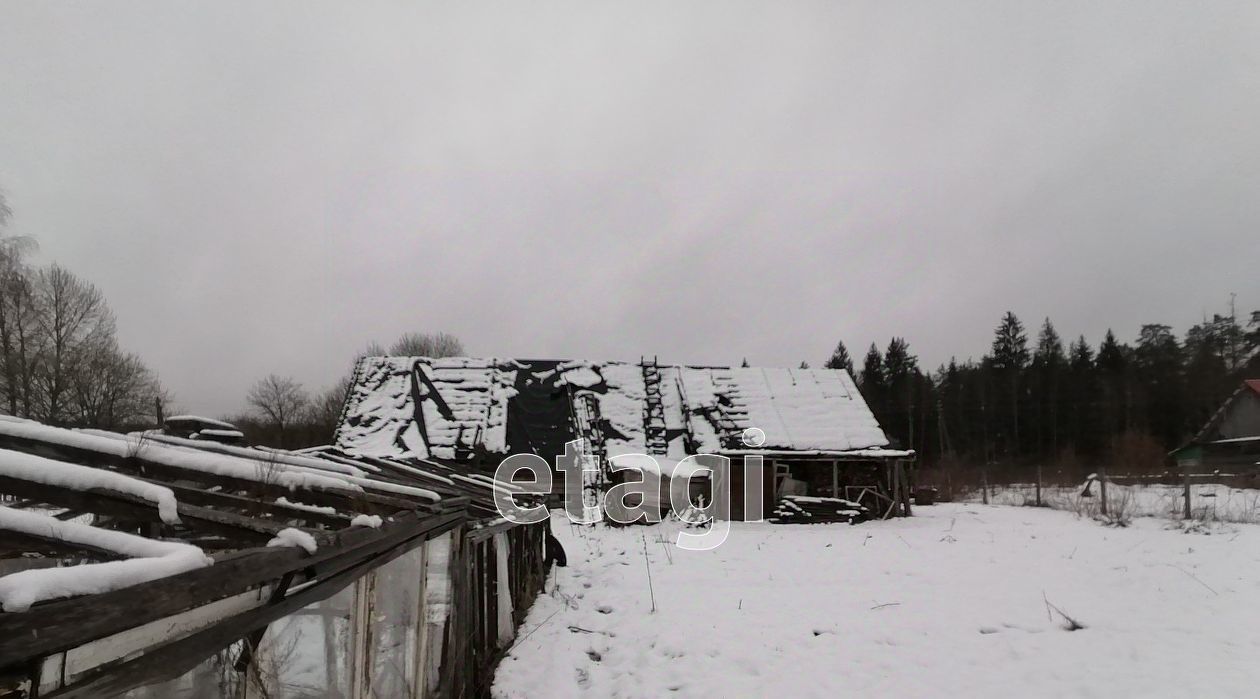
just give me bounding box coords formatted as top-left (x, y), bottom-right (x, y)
top-left (493, 505), bottom-right (1260, 698)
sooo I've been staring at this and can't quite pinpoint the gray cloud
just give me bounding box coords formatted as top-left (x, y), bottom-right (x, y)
top-left (1, 1), bottom-right (1258, 415)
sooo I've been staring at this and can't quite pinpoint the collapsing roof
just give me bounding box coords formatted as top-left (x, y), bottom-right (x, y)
top-left (336, 356), bottom-right (910, 463)
top-left (0, 415), bottom-right (534, 697)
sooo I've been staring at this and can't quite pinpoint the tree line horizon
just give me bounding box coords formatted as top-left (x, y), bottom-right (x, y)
top-left (820, 307), bottom-right (1260, 478)
top-left (3, 190), bottom-right (1257, 471)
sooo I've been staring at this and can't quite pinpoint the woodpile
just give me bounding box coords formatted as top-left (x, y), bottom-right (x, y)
top-left (770, 495), bottom-right (869, 524)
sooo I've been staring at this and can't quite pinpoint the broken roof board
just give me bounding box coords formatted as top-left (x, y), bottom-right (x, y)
top-left (336, 357), bottom-right (519, 460)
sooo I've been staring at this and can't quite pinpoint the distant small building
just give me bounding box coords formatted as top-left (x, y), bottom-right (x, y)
top-left (162, 414), bottom-right (246, 444)
top-left (335, 356), bottom-right (915, 520)
top-left (1172, 379), bottom-right (1260, 476)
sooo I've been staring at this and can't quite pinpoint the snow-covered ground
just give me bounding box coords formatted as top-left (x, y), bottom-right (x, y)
top-left (965, 482), bottom-right (1260, 523)
top-left (493, 506), bottom-right (1260, 698)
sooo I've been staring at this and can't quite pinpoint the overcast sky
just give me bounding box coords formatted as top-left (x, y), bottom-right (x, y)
top-left (1, 1), bottom-right (1258, 417)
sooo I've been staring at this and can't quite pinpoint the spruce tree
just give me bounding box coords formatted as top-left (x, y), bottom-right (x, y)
top-left (1032, 318), bottom-right (1065, 454)
top-left (859, 344), bottom-right (887, 427)
top-left (1095, 329), bottom-right (1130, 438)
top-left (884, 338), bottom-right (919, 449)
top-left (990, 312), bottom-right (1029, 453)
top-left (1134, 324), bottom-right (1185, 446)
top-left (1066, 336), bottom-right (1098, 454)
top-left (824, 340), bottom-right (855, 377)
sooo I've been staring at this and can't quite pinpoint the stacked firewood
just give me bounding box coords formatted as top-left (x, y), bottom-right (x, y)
top-left (770, 495), bottom-right (870, 524)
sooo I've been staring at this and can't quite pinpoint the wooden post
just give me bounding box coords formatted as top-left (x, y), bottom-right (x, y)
top-left (1035, 463), bottom-right (1042, 507)
top-left (899, 461), bottom-right (912, 517)
top-left (1099, 466), bottom-right (1108, 517)
top-left (1182, 464), bottom-right (1192, 519)
top-left (886, 462), bottom-right (897, 515)
top-left (831, 459), bottom-right (839, 498)
top-left (981, 466), bottom-right (989, 505)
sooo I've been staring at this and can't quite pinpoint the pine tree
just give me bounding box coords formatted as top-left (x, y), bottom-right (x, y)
top-left (823, 340), bottom-right (855, 377)
top-left (1184, 318), bottom-right (1232, 430)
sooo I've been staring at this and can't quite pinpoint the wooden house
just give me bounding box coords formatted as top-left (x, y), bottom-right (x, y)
top-left (336, 356), bottom-right (914, 521)
top-left (1172, 379), bottom-right (1260, 478)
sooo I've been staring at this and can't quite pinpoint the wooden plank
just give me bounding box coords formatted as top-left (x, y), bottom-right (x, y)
top-left (0, 475), bottom-right (298, 546)
top-left (47, 583), bottom-right (277, 692)
top-left (0, 431), bottom-right (413, 515)
top-left (0, 528), bottom-right (124, 561)
top-left (157, 482), bottom-right (352, 529)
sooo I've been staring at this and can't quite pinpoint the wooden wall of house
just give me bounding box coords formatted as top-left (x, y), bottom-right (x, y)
top-left (1214, 391), bottom-right (1260, 440)
top-left (725, 459), bottom-right (775, 521)
top-left (436, 521), bottom-right (548, 699)
top-left (721, 458), bottom-right (901, 520)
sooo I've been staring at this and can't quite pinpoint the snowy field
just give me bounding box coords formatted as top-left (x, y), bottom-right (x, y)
top-left (965, 482), bottom-right (1260, 523)
top-left (493, 506), bottom-right (1260, 698)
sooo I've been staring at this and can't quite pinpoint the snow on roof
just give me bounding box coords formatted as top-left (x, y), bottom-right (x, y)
top-left (164, 415), bottom-right (239, 431)
top-left (337, 356), bottom-right (896, 461)
top-left (140, 432), bottom-right (373, 479)
top-left (0, 419), bottom-right (362, 495)
top-left (336, 356), bottom-right (519, 460)
top-left (569, 362), bottom-right (890, 455)
top-left (0, 416), bottom-right (527, 620)
top-left (195, 428), bottom-right (245, 439)
top-left (0, 506), bottom-right (211, 612)
top-left (687, 366), bottom-right (890, 453)
top-left (0, 448), bottom-right (181, 523)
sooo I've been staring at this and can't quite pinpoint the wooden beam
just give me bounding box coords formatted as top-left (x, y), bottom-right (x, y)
top-left (0, 529), bottom-right (124, 561)
top-left (0, 476), bottom-right (306, 546)
top-left (0, 431), bottom-right (417, 516)
top-left (155, 481), bottom-right (351, 529)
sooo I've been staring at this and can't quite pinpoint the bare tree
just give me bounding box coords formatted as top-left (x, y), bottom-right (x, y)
top-left (0, 240), bottom-right (38, 416)
top-left (247, 375), bottom-right (310, 446)
top-left (0, 194), bottom-right (161, 427)
top-left (309, 380), bottom-right (350, 440)
top-left (70, 341), bottom-right (165, 429)
top-left (0, 192), bottom-right (40, 416)
top-left (30, 265), bottom-right (114, 424)
top-left (388, 331), bottom-right (464, 357)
